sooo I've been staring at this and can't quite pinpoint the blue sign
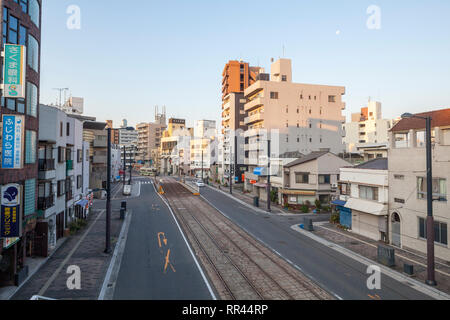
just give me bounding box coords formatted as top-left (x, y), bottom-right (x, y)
top-left (1, 184), bottom-right (21, 238)
top-left (253, 167), bottom-right (266, 176)
top-left (2, 115), bottom-right (24, 169)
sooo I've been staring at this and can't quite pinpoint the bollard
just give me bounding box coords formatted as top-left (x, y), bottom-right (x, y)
top-left (303, 218), bottom-right (314, 231)
top-left (120, 208), bottom-right (125, 220)
top-left (253, 196), bottom-right (259, 207)
top-left (404, 263), bottom-right (414, 275)
top-left (121, 201), bottom-right (127, 210)
top-left (377, 245), bottom-right (395, 267)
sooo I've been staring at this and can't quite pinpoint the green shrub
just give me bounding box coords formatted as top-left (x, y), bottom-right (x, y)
top-left (315, 199), bottom-right (322, 209)
top-left (301, 205), bottom-right (309, 213)
top-left (330, 212), bottom-right (340, 224)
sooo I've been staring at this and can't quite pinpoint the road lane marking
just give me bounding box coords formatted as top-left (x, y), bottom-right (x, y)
top-left (158, 232), bottom-right (168, 248)
top-left (152, 182), bottom-right (217, 300)
top-left (163, 249), bottom-right (176, 274)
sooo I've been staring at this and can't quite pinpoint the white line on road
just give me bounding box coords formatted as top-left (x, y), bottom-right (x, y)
top-left (152, 182), bottom-right (217, 300)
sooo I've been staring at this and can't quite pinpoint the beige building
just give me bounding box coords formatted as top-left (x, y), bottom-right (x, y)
top-left (388, 108), bottom-right (450, 261)
top-left (242, 58), bottom-right (346, 188)
top-left (343, 101), bottom-right (396, 153)
top-left (160, 118), bottom-right (192, 175)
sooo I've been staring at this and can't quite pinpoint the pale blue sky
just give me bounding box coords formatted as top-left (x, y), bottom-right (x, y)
top-left (40, 0), bottom-right (450, 128)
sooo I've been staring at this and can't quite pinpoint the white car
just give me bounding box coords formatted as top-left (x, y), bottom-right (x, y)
top-left (196, 180), bottom-right (205, 187)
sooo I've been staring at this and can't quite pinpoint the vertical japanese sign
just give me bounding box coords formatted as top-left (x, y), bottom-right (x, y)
top-left (2, 44), bottom-right (26, 98)
top-left (2, 115), bottom-right (24, 169)
top-left (1, 184), bottom-right (22, 238)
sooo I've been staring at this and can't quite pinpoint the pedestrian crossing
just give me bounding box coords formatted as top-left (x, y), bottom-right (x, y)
top-left (138, 181), bottom-right (153, 185)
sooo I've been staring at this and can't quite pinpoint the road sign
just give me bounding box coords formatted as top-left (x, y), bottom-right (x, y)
top-left (2, 44), bottom-right (26, 98)
top-left (1, 115), bottom-right (24, 169)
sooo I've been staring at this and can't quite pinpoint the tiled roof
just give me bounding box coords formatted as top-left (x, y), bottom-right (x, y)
top-left (354, 158), bottom-right (388, 170)
top-left (284, 151), bottom-right (329, 168)
top-left (391, 108), bottom-right (450, 132)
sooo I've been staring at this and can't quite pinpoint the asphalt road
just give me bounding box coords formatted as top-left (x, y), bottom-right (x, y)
top-left (112, 177), bottom-right (213, 300)
top-left (199, 185), bottom-right (432, 300)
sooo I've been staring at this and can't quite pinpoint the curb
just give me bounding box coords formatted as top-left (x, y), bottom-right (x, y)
top-left (290, 224), bottom-right (450, 300)
top-left (98, 209), bottom-right (133, 300)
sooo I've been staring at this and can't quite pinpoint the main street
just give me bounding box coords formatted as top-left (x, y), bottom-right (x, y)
top-left (197, 183), bottom-right (433, 300)
top-left (111, 177), bottom-right (214, 300)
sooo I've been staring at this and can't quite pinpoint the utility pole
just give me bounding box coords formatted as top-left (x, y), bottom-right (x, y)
top-left (229, 136), bottom-right (233, 195)
top-left (105, 128), bottom-right (112, 254)
top-left (122, 145), bottom-right (126, 186)
top-left (201, 149), bottom-right (204, 182)
top-left (129, 146), bottom-right (133, 185)
top-left (267, 139), bottom-right (271, 212)
top-left (425, 116), bottom-right (436, 286)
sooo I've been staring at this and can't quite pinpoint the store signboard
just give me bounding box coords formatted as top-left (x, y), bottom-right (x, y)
top-left (1, 115), bottom-right (24, 169)
top-left (1, 184), bottom-right (22, 238)
top-left (2, 44), bottom-right (26, 98)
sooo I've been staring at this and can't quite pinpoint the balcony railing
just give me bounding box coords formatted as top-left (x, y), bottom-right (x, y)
top-left (66, 160), bottom-right (74, 172)
top-left (38, 195), bottom-right (55, 211)
top-left (66, 191), bottom-right (73, 201)
top-left (38, 159), bottom-right (55, 171)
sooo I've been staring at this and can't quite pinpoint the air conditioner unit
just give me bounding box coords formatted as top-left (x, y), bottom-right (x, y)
top-left (331, 183), bottom-right (338, 189)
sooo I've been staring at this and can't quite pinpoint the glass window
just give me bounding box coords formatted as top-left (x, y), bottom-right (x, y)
top-left (17, 99), bottom-right (25, 113)
top-left (20, 0), bottom-right (29, 13)
top-left (26, 81), bottom-right (38, 116)
top-left (19, 25), bottom-right (27, 46)
top-left (24, 179), bottom-right (36, 216)
top-left (25, 130), bottom-right (36, 163)
top-left (29, 0), bottom-right (40, 28)
top-left (417, 177), bottom-right (447, 201)
top-left (27, 34), bottom-right (39, 72)
top-left (319, 175), bottom-right (331, 184)
top-left (6, 98), bottom-right (15, 110)
top-left (394, 132), bottom-right (410, 148)
top-left (295, 172), bottom-right (309, 184)
top-left (419, 217), bottom-right (448, 245)
top-left (359, 185), bottom-right (379, 201)
top-left (8, 15), bottom-right (18, 44)
top-left (416, 131), bottom-right (426, 147)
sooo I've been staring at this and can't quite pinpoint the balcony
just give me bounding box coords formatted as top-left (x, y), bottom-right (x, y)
top-left (38, 195), bottom-right (55, 211)
top-left (244, 97), bottom-right (264, 112)
top-left (38, 159), bottom-right (56, 180)
top-left (244, 112), bottom-right (264, 125)
top-left (66, 191), bottom-right (73, 201)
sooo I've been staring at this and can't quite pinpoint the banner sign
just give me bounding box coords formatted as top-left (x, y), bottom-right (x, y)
top-left (2, 44), bottom-right (26, 98)
top-left (1, 184), bottom-right (21, 238)
top-left (1, 115), bottom-right (24, 169)
top-left (3, 237), bottom-right (20, 249)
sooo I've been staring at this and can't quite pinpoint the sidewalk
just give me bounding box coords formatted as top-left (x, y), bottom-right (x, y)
top-left (309, 221), bottom-right (450, 296)
top-left (7, 205), bottom-right (124, 300)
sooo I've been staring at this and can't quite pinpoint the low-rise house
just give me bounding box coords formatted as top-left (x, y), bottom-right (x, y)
top-left (388, 108), bottom-right (450, 261)
top-left (336, 158), bottom-right (389, 242)
top-left (279, 150), bottom-right (351, 207)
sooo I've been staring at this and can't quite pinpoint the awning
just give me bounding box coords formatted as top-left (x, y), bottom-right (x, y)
top-left (253, 167), bottom-right (266, 176)
top-left (75, 199), bottom-right (89, 207)
top-left (344, 198), bottom-right (387, 216)
top-left (254, 183), bottom-right (267, 188)
top-left (331, 199), bottom-right (347, 206)
top-left (280, 189), bottom-right (316, 196)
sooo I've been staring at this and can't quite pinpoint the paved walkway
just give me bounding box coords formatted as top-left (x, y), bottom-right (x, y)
top-left (313, 222), bottom-right (450, 295)
top-left (10, 205), bottom-right (124, 300)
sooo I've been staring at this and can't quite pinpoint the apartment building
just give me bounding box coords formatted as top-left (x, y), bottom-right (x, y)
top-left (0, 0), bottom-right (42, 287)
top-left (136, 111), bottom-right (166, 168)
top-left (388, 108), bottom-right (450, 261)
top-left (242, 58), bottom-right (346, 188)
top-left (37, 105), bottom-right (91, 256)
top-left (119, 127), bottom-right (138, 146)
top-left (343, 101), bottom-right (396, 154)
top-left (336, 158), bottom-right (389, 242)
top-left (160, 118), bottom-right (192, 175)
top-left (221, 61), bottom-right (263, 183)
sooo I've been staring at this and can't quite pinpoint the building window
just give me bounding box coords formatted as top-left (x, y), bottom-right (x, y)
top-left (416, 131), bottom-right (426, 147)
top-left (57, 180), bottom-right (65, 197)
top-left (328, 95), bottom-right (336, 103)
top-left (77, 149), bottom-right (82, 163)
top-left (394, 175), bottom-right (405, 180)
top-left (66, 122), bottom-right (70, 136)
top-left (25, 130), bottom-right (36, 164)
top-left (24, 179), bottom-right (36, 216)
top-left (270, 92), bottom-right (279, 99)
top-left (417, 177), bottom-right (447, 201)
top-left (58, 146), bottom-right (66, 163)
top-left (29, 0), bottom-right (40, 28)
top-left (77, 175), bottom-right (82, 189)
top-left (394, 198), bottom-right (405, 204)
top-left (26, 82), bottom-right (38, 117)
top-left (295, 172), bottom-right (309, 184)
top-left (300, 94), bottom-right (303, 100)
top-left (20, 0), bottom-right (29, 13)
top-left (318, 175), bottom-right (330, 184)
top-left (419, 217), bottom-right (448, 245)
top-left (281, 75), bottom-right (287, 81)
top-left (359, 185), bottom-right (379, 201)
top-left (27, 34), bottom-right (39, 72)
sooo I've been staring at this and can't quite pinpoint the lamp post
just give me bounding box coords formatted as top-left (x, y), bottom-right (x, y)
top-left (105, 128), bottom-right (112, 254)
top-left (401, 113), bottom-right (436, 286)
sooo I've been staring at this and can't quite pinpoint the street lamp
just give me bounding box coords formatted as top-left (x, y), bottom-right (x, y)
top-left (401, 112), bottom-right (436, 286)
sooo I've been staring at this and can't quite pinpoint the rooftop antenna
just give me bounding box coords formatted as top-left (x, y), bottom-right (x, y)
top-left (282, 45), bottom-right (285, 57)
top-left (53, 88), bottom-right (69, 107)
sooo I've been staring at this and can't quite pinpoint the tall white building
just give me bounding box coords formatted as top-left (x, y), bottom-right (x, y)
top-left (343, 100), bottom-right (395, 153)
